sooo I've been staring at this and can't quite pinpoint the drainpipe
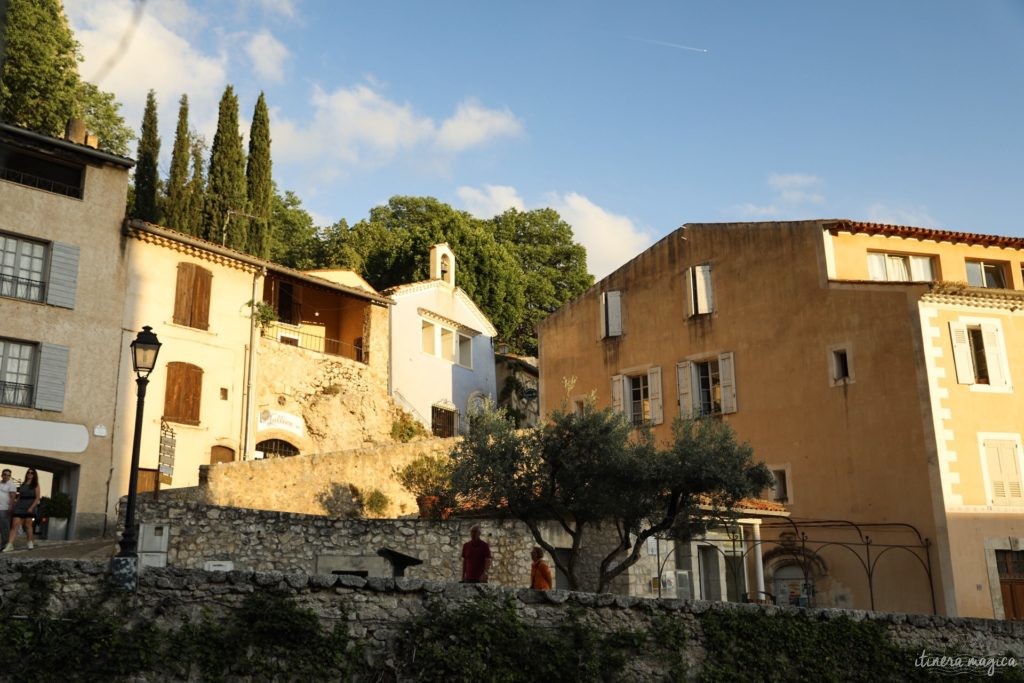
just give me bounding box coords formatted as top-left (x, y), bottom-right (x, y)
top-left (387, 304), bottom-right (394, 396)
top-left (241, 267), bottom-right (265, 460)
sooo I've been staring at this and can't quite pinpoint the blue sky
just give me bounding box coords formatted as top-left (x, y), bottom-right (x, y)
top-left (68, 1), bottom-right (1024, 278)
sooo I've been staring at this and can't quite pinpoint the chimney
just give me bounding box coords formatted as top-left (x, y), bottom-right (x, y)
top-left (84, 133), bottom-right (100, 149)
top-left (65, 119), bottom-right (88, 144)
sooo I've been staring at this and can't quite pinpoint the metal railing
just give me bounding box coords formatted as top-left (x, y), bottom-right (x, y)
top-left (0, 381), bottom-right (33, 408)
top-left (264, 323), bottom-right (366, 363)
top-left (0, 272), bottom-right (45, 303)
top-left (0, 167), bottom-right (83, 199)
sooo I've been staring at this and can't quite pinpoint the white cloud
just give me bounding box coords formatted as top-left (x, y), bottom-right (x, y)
top-left (726, 172), bottom-right (825, 219)
top-left (864, 203), bottom-right (939, 228)
top-left (69, 0), bottom-right (227, 144)
top-left (456, 185), bottom-right (526, 218)
top-left (547, 192), bottom-right (656, 280)
top-left (251, 0), bottom-right (297, 19)
top-left (245, 31), bottom-right (289, 83)
top-left (436, 99), bottom-right (523, 152)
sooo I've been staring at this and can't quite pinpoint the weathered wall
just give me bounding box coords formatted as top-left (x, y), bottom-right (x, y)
top-left (200, 436), bottom-right (455, 518)
top-left (0, 559), bottom-right (1021, 681)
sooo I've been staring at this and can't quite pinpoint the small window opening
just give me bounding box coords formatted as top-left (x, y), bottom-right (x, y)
top-left (832, 350), bottom-right (850, 381)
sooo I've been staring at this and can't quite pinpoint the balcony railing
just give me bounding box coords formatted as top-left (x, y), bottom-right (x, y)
top-left (0, 272), bottom-right (45, 303)
top-left (264, 323), bottom-right (366, 364)
top-left (0, 381), bottom-right (33, 408)
top-left (0, 167), bottom-right (83, 199)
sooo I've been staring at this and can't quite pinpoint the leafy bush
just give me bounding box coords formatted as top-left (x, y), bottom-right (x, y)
top-left (394, 453), bottom-right (454, 517)
top-left (39, 491), bottom-right (72, 518)
top-left (363, 488), bottom-right (390, 517)
top-left (391, 410), bottom-right (428, 442)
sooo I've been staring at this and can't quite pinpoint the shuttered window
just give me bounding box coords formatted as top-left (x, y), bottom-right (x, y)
top-left (950, 320), bottom-right (1009, 390)
top-left (610, 366), bottom-right (663, 426)
top-left (676, 352), bottom-right (737, 418)
top-left (172, 262), bottom-right (212, 330)
top-left (599, 290), bottom-right (622, 338)
top-left (163, 361), bottom-right (203, 425)
top-left (984, 439), bottom-right (1023, 506)
top-left (684, 264), bottom-right (713, 316)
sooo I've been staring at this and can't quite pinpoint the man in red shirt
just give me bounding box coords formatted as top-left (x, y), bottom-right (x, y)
top-left (461, 525), bottom-right (492, 583)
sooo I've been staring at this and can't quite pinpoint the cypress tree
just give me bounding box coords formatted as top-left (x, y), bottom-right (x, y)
top-left (0, 0), bottom-right (79, 135)
top-left (246, 92), bottom-right (273, 258)
top-left (186, 133), bottom-right (206, 236)
top-left (132, 90), bottom-right (161, 222)
top-left (203, 85), bottom-right (247, 247)
top-left (164, 94), bottom-right (192, 233)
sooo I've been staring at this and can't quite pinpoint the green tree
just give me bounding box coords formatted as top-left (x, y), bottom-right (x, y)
top-left (164, 94), bottom-right (193, 233)
top-left (74, 81), bottom-right (134, 156)
top-left (491, 208), bottom-right (593, 354)
top-left (203, 85), bottom-right (247, 247)
top-left (0, 0), bottom-right (79, 135)
top-left (132, 89), bottom-right (160, 222)
top-left (245, 92), bottom-right (273, 258)
top-left (269, 188), bottom-right (319, 269)
top-left (186, 131), bottom-right (207, 236)
top-left (449, 405), bottom-right (772, 592)
top-left (340, 196), bottom-right (526, 341)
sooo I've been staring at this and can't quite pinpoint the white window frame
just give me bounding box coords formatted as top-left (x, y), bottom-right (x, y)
top-left (611, 366), bottom-right (663, 426)
top-left (676, 352), bottom-right (737, 418)
top-left (0, 338), bottom-right (36, 408)
top-left (826, 342), bottom-right (855, 387)
top-left (599, 290), bottom-right (622, 338)
top-left (421, 319), bottom-right (436, 356)
top-left (949, 318), bottom-right (1012, 393)
top-left (867, 252), bottom-right (934, 282)
top-left (978, 433), bottom-right (1024, 508)
top-left (966, 260), bottom-right (1008, 289)
top-left (684, 264), bottom-right (713, 317)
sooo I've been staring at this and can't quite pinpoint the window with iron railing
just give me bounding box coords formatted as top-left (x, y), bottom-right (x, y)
top-left (0, 339), bottom-right (35, 408)
top-left (0, 233), bottom-right (47, 303)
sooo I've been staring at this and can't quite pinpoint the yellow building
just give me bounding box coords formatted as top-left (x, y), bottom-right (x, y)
top-left (537, 219), bottom-right (1024, 618)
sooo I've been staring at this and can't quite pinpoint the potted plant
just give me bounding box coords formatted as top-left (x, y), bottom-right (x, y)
top-left (394, 454), bottom-right (454, 518)
top-left (39, 491), bottom-right (72, 540)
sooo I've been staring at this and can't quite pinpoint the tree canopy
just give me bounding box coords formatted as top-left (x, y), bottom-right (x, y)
top-left (0, 0), bottom-right (132, 154)
top-left (246, 92), bottom-right (273, 258)
top-left (132, 90), bottom-right (160, 222)
top-left (203, 85), bottom-right (247, 247)
top-left (448, 404), bottom-right (773, 592)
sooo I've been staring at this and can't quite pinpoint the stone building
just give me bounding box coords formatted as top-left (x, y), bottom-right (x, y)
top-left (537, 219), bottom-right (1024, 619)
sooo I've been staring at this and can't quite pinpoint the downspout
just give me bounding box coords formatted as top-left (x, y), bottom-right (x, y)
top-left (241, 266), bottom-right (266, 460)
top-left (388, 303), bottom-right (394, 396)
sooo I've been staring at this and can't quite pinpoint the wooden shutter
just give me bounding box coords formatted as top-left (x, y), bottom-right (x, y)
top-left (981, 323), bottom-right (1007, 389)
top-left (173, 263), bottom-right (196, 326)
top-left (599, 292), bottom-right (608, 338)
top-left (34, 343), bottom-right (69, 411)
top-left (676, 361), bottom-right (692, 418)
top-left (164, 362), bottom-right (203, 425)
top-left (648, 366), bottom-right (663, 425)
top-left (46, 242), bottom-right (79, 309)
top-left (683, 267), bottom-right (695, 317)
top-left (191, 266), bottom-right (212, 331)
top-left (949, 322), bottom-right (975, 384)
top-left (719, 351), bottom-right (737, 414)
top-left (606, 291), bottom-right (622, 336)
top-left (610, 374), bottom-right (624, 414)
top-left (695, 264), bottom-right (713, 314)
top-left (986, 440), bottom-right (1023, 505)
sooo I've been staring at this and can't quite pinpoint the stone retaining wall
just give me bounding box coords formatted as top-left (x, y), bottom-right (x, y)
top-left (0, 559), bottom-right (1021, 680)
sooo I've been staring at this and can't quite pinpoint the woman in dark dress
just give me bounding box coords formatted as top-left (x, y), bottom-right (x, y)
top-left (2, 468), bottom-right (40, 552)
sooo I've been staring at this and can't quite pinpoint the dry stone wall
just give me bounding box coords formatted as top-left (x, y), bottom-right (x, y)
top-left (0, 559), bottom-right (1021, 680)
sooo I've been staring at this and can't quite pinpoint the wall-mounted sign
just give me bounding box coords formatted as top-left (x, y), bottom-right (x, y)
top-left (257, 410), bottom-right (305, 437)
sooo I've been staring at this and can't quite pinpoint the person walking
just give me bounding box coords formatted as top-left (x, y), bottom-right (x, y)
top-left (461, 525), bottom-right (492, 583)
top-left (0, 469), bottom-right (17, 548)
top-left (530, 546), bottom-right (553, 590)
top-left (3, 468), bottom-right (41, 551)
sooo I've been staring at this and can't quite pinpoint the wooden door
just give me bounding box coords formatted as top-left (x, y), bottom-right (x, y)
top-left (210, 445), bottom-right (234, 465)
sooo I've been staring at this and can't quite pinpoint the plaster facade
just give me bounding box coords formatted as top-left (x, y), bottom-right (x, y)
top-left (537, 219), bottom-right (1024, 619)
top-left (0, 124), bottom-right (133, 538)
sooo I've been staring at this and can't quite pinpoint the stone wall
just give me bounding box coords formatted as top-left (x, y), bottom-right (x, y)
top-left (0, 559), bottom-right (1021, 680)
top-left (201, 436), bottom-right (456, 518)
top-left (137, 494), bottom-right (537, 586)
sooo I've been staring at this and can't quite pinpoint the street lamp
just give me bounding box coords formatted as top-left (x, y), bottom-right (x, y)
top-left (116, 326), bottom-right (161, 559)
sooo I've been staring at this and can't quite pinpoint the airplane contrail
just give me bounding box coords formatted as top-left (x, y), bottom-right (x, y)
top-left (628, 36), bottom-right (709, 54)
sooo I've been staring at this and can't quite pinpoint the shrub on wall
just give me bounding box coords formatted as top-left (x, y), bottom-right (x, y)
top-left (391, 410), bottom-right (428, 442)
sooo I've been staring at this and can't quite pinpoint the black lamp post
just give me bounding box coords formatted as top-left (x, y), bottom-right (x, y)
top-left (116, 326), bottom-right (161, 559)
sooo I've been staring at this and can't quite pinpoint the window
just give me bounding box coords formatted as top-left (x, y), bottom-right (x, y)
top-left (827, 344), bottom-right (854, 386)
top-left (983, 439), bottom-right (1023, 506)
top-left (0, 339), bottom-right (35, 408)
top-left (950, 321), bottom-right (1009, 390)
top-left (255, 439), bottom-right (299, 458)
top-left (769, 469), bottom-right (789, 503)
top-left (0, 146), bottom-right (85, 198)
top-left (966, 260), bottom-right (1007, 289)
top-left (0, 338), bottom-right (67, 411)
top-left (163, 361), bottom-right (203, 425)
top-left (599, 290), bottom-right (622, 338)
top-left (172, 262), bottom-right (212, 330)
top-left (611, 367), bottom-right (663, 425)
top-left (421, 320), bottom-right (435, 355)
top-left (867, 252), bottom-right (934, 282)
top-left (441, 327), bottom-right (455, 362)
top-left (677, 352), bottom-right (737, 417)
top-left (457, 333), bottom-right (473, 367)
top-left (0, 232), bottom-right (78, 307)
top-left (684, 264), bottom-right (713, 316)
top-left (833, 350), bottom-right (850, 381)
top-left (432, 404), bottom-right (458, 438)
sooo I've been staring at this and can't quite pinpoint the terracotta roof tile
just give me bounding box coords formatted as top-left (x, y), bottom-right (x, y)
top-left (825, 220), bottom-right (1024, 250)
